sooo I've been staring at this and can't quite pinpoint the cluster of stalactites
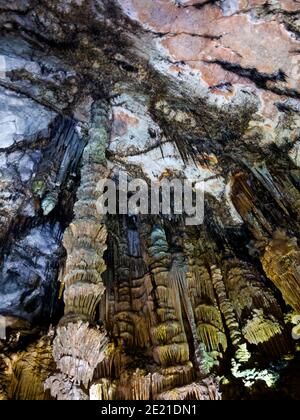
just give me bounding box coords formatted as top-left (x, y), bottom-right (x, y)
top-left (184, 238), bottom-right (227, 366)
top-left (231, 169), bottom-right (300, 317)
top-left (1, 334), bottom-right (55, 400)
top-left (262, 230), bottom-right (300, 313)
top-left (105, 219), bottom-right (151, 351)
top-left (90, 365), bottom-right (221, 401)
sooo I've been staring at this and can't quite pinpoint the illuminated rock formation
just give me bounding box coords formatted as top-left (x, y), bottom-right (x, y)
top-left (262, 230), bottom-right (300, 313)
top-left (45, 102), bottom-right (110, 399)
top-left (0, 0), bottom-right (300, 401)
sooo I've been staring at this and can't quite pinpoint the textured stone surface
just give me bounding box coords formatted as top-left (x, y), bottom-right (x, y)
top-left (0, 225), bottom-right (62, 322)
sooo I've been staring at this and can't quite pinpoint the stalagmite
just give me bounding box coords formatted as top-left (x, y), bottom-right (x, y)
top-left (148, 226), bottom-right (189, 367)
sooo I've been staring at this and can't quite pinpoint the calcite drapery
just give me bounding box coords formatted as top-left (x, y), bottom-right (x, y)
top-left (149, 226), bottom-right (190, 367)
top-left (1, 333), bottom-right (55, 400)
top-left (262, 230), bottom-right (300, 313)
top-left (46, 101), bottom-right (110, 399)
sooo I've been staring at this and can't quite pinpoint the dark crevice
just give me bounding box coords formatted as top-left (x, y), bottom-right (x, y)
top-left (207, 59), bottom-right (300, 99)
top-left (178, 0), bottom-right (219, 10)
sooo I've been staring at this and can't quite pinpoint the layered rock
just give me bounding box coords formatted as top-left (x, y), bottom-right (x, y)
top-left (46, 101), bottom-right (110, 399)
top-left (0, 0), bottom-right (300, 401)
top-left (0, 332), bottom-right (55, 400)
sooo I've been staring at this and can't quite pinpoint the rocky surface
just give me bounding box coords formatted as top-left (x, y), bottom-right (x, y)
top-left (0, 0), bottom-right (300, 400)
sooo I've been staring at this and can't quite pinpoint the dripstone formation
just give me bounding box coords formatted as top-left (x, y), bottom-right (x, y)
top-left (0, 0), bottom-right (300, 400)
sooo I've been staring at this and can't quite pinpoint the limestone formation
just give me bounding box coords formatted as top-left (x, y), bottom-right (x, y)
top-left (262, 230), bottom-right (300, 313)
top-left (0, 0), bottom-right (300, 401)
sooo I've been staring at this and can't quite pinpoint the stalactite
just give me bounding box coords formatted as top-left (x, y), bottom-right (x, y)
top-left (4, 334), bottom-right (55, 400)
top-left (105, 218), bottom-right (150, 351)
top-left (230, 172), bottom-right (273, 241)
top-left (210, 265), bottom-right (249, 359)
top-left (91, 220), bottom-right (224, 400)
top-left (0, 354), bottom-right (10, 400)
top-left (157, 379), bottom-right (221, 401)
top-left (63, 282), bottom-right (105, 322)
top-left (149, 227), bottom-right (220, 395)
top-left (224, 258), bottom-right (290, 357)
top-left (170, 254), bottom-right (217, 376)
top-left (151, 364), bottom-right (194, 399)
top-left (3, 0), bottom-right (300, 400)
top-left (59, 102), bottom-right (110, 322)
top-left (47, 101), bottom-right (111, 399)
top-left (94, 343), bottom-right (118, 379)
top-left (184, 237), bottom-right (227, 364)
top-left (148, 225), bottom-right (189, 367)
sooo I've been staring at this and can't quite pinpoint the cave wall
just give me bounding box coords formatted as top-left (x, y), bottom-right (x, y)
top-left (0, 0), bottom-right (300, 400)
